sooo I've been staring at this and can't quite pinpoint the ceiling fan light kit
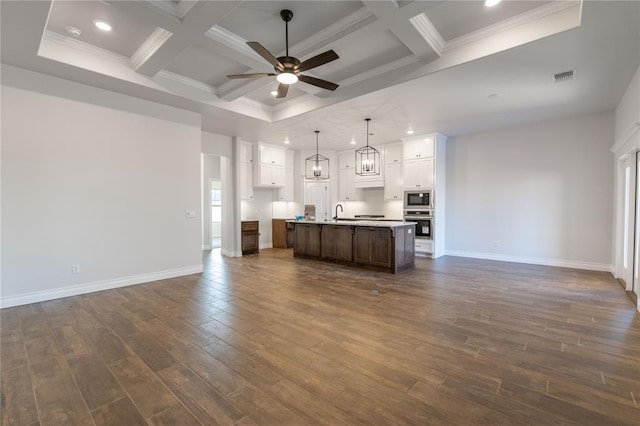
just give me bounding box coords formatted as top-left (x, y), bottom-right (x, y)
top-left (226, 9), bottom-right (340, 99)
top-left (305, 130), bottom-right (330, 180)
top-left (355, 118), bottom-right (381, 176)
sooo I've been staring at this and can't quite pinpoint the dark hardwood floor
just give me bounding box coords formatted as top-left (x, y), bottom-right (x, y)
top-left (2, 249), bottom-right (639, 425)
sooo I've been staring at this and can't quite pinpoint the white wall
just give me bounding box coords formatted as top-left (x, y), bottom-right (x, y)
top-left (202, 154), bottom-right (221, 249)
top-left (1, 66), bottom-right (202, 307)
top-left (445, 111), bottom-right (614, 270)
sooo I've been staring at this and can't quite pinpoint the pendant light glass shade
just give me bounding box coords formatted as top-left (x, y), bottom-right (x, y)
top-left (305, 130), bottom-right (329, 180)
top-left (355, 118), bottom-right (380, 176)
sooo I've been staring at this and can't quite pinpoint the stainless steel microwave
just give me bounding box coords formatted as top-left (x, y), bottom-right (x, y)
top-left (404, 191), bottom-right (433, 209)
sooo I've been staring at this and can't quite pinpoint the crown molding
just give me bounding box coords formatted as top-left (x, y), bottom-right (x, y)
top-left (155, 70), bottom-right (217, 94)
top-left (340, 54), bottom-right (421, 88)
top-left (444, 0), bottom-right (580, 52)
top-left (205, 25), bottom-right (260, 59)
top-left (233, 96), bottom-right (273, 114)
top-left (286, 7), bottom-right (376, 58)
top-left (143, 0), bottom-right (195, 19)
top-left (130, 27), bottom-right (173, 71)
top-left (410, 13), bottom-right (445, 56)
top-left (41, 30), bottom-right (130, 66)
top-left (611, 121), bottom-right (640, 156)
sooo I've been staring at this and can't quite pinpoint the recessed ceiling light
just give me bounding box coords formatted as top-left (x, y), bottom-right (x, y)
top-left (407, 129), bottom-right (414, 135)
top-left (284, 138), bottom-right (290, 144)
top-left (65, 26), bottom-right (82, 38)
top-left (485, 0), bottom-right (501, 7)
top-left (350, 138), bottom-right (356, 145)
top-left (270, 90), bottom-right (278, 97)
top-left (94, 21), bottom-right (112, 32)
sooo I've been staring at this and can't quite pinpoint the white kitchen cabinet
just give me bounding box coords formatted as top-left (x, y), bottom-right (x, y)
top-left (384, 143), bottom-right (403, 164)
top-left (254, 143), bottom-right (286, 187)
top-left (258, 143), bottom-right (286, 166)
top-left (257, 163), bottom-right (285, 187)
top-left (240, 141), bottom-right (254, 201)
top-left (339, 168), bottom-right (358, 201)
top-left (276, 150), bottom-right (295, 201)
top-left (384, 162), bottom-right (403, 200)
top-left (404, 158), bottom-right (434, 189)
top-left (403, 136), bottom-right (434, 160)
top-left (339, 150), bottom-right (355, 169)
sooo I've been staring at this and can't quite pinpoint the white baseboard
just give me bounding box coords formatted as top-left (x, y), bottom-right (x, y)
top-left (0, 265), bottom-right (203, 309)
top-left (444, 250), bottom-right (612, 272)
top-left (259, 242), bottom-right (273, 249)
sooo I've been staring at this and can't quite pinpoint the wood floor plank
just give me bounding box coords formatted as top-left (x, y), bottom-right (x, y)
top-left (120, 331), bottom-right (178, 372)
top-left (1, 365), bottom-right (39, 426)
top-left (107, 355), bottom-right (180, 418)
top-left (91, 397), bottom-right (147, 426)
top-left (0, 332), bottom-right (27, 373)
top-left (147, 403), bottom-right (201, 426)
top-left (66, 355), bottom-right (126, 411)
top-left (138, 318), bottom-right (249, 396)
top-left (157, 363), bottom-right (245, 425)
top-left (1, 250), bottom-right (639, 425)
top-left (226, 383), bottom-right (305, 425)
top-left (201, 339), bottom-right (282, 388)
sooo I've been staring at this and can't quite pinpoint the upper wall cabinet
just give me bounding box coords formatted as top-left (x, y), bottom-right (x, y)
top-left (403, 136), bottom-right (434, 160)
top-left (339, 150), bottom-right (355, 169)
top-left (258, 143), bottom-right (286, 167)
top-left (384, 143), bottom-right (403, 164)
top-left (254, 143), bottom-right (286, 187)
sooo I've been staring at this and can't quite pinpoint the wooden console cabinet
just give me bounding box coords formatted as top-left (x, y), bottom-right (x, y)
top-left (241, 221), bottom-right (259, 255)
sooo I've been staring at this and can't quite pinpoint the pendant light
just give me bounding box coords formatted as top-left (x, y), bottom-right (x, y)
top-left (305, 130), bottom-right (329, 180)
top-left (355, 118), bottom-right (380, 176)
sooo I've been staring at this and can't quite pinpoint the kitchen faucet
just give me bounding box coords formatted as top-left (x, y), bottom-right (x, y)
top-left (333, 203), bottom-right (343, 220)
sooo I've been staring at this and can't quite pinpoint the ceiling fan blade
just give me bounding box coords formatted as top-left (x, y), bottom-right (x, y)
top-left (247, 41), bottom-right (283, 68)
top-left (297, 50), bottom-right (339, 72)
top-left (276, 83), bottom-right (289, 99)
top-left (227, 73), bottom-right (275, 79)
top-left (298, 74), bottom-right (339, 91)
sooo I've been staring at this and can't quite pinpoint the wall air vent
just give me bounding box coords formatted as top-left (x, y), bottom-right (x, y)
top-left (553, 70), bottom-right (575, 83)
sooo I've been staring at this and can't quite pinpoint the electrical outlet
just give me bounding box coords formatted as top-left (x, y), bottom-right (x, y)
top-left (72, 265), bottom-right (81, 274)
top-left (186, 210), bottom-right (196, 218)
top-left (494, 240), bottom-right (501, 248)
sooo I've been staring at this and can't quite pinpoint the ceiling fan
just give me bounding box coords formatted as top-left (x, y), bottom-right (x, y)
top-left (227, 9), bottom-right (340, 99)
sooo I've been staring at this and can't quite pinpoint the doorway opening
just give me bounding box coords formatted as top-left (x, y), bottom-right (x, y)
top-left (211, 180), bottom-right (222, 249)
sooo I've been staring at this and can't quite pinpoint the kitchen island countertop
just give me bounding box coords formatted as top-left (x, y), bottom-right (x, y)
top-left (286, 219), bottom-right (414, 228)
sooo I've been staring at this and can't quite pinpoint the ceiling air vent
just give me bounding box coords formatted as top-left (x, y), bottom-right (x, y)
top-left (553, 70), bottom-right (575, 83)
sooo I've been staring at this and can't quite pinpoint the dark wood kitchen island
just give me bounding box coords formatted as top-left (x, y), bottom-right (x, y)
top-left (289, 220), bottom-right (416, 273)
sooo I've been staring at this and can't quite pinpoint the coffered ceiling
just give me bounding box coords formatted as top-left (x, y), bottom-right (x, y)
top-left (1, 1), bottom-right (639, 150)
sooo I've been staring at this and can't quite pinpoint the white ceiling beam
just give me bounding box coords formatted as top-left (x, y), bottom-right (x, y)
top-left (104, 1), bottom-right (183, 33)
top-left (361, 1), bottom-right (438, 61)
top-left (111, 0), bottom-right (242, 76)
